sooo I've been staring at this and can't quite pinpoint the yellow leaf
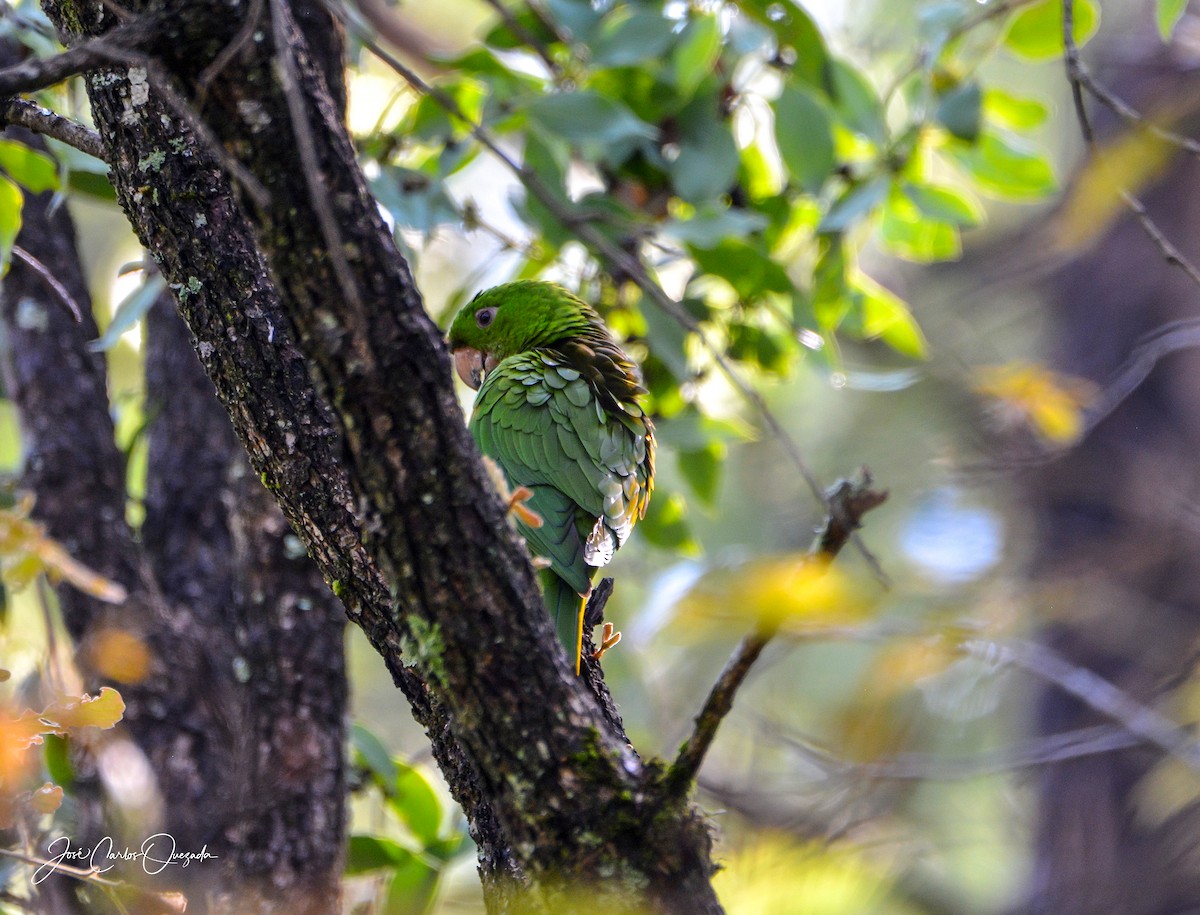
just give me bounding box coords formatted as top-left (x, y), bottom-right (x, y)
top-left (1055, 126), bottom-right (1173, 252)
top-left (0, 503), bottom-right (127, 603)
top-left (715, 834), bottom-right (919, 915)
top-left (35, 540), bottom-right (128, 603)
top-left (41, 687), bottom-right (126, 731)
top-left (675, 555), bottom-right (875, 633)
top-left (973, 361), bottom-right (1096, 445)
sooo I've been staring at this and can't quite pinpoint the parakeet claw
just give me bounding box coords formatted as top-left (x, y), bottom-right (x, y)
top-left (506, 485), bottom-right (544, 529)
top-left (591, 621), bottom-right (622, 661)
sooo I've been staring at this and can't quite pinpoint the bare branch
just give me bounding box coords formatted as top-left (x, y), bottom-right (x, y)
top-left (964, 638), bottom-right (1200, 772)
top-left (773, 722), bottom-right (1142, 781)
top-left (478, 0), bottom-right (561, 78)
top-left (10, 245), bottom-right (84, 321)
top-left (0, 16), bottom-right (161, 95)
top-left (0, 97), bottom-right (108, 161)
top-left (1062, 0), bottom-right (1200, 289)
top-left (664, 471), bottom-right (888, 798)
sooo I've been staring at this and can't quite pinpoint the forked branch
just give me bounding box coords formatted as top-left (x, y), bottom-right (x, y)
top-left (665, 471), bottom-right (888, 798)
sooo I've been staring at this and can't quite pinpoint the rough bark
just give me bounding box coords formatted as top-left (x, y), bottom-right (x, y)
top-left (3, 0), bottom-right (725, 909)
top-left (0, 40), bottom-right (348, 914)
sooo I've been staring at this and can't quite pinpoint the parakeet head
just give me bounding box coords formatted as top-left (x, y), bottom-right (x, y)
top-left (447, 281), bottom-right (598, 390)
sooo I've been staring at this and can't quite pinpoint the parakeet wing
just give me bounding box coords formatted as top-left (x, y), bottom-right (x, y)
top-left (470, 351), bottom-right (651, 595)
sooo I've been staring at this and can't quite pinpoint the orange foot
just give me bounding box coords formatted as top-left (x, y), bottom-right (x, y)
top-left (591, 621), bottom-right (622, 661)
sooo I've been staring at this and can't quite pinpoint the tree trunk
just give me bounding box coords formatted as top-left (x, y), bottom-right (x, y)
top-left (1, 38), bottom-right (347, 913)
top-left (1019, 28), bottom-right (1200, 915)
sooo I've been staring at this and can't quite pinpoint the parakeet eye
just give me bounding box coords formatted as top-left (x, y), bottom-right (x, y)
top-left (475, 307), bottom-right (497, 329)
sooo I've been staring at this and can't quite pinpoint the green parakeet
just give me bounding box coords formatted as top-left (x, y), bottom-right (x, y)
top-left (447, 281), bottom-right (655, 674)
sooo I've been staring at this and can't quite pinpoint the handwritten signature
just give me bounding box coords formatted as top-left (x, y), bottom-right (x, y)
top-left (33, 834), bottom-right (218, 885)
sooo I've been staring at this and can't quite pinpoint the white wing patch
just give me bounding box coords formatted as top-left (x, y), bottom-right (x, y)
top-left (584, 517), bottom-right (616, 566)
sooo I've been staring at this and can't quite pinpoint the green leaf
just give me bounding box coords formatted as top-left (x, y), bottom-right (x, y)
top-left (728, 321), bottom-right (794, 374)
top-left (663, 207), bottom-right (768, 247)
top-left (774, 85), bottom-right (836, 195)
top-left (42, 733), bottom-right (74, 789)
top-left (1004, 0), bottom-right (1100, 61)
top-left (673, 14), bottom-right (722, 97)
top-left (0, 176), bottom-right (23, 277)
top-left (404, 80), bottom-right (486, 141)
top-left (902, 181), bottom-right (983, 227)
top-left (983, 89), bottom-right (1049, 131)
top-left (345, 834), bottom-right (416, 876)
top-left (690, 239), bottom-right (792, 301)
top-left (0, 140), bottom-right (58, 193)
top-left (524, 90), bottom-right (656, 147)
top-left (370, 166), bottom-right (460, 234)
top-left (543, 0), bottom-right (604, 41)
top-left (639, 491), bottom-right (699, 554)
top-left (1157, 0), bottom-right (1189, 40)
top-left (670, 98), bottom-right (739, 203)
top-left (812, 237), bottom-right (850, 330)
top-left (351, 722), bottom-right (398, 786)
top-left (738, 0), bottom-right (829, 87)
top-left (384, 853), bottom-right (442, 915)
top-left (66, 169), bottom-right (116, 200)
top-left (948, 130), bottom-right (1056, 200)
top-left (390, 761), bottom-right (444, 847)
top-left (819, 176), bottom-right (889, 234)
top-left (640, 295), bottom-right (692, 382)
top-left (88, 274), bottom-right (165, 352)
top-left (592, 8), bottom-right (676, 67)
top-left (936, 81), bottom-right (982, 143)
top-left (879, 203), bottom-right (959, 262)
top-left (482, 5), bottom-right (556, 50)
top-left (678, 443), bottom-right (723, 507)
top-left (857, 275), bottom-right (928, 358)
top-left (517, 132), bottom-right (572, 249)
top-left (829, 59), bottom-right (886, 144)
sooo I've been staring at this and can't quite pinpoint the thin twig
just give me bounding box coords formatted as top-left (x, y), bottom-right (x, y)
top-left (773, 722), bottom-right (1141, 781)
top-left (196, 0), bottom-right (265, 105)
top-left (269, 0), bottom-right (373, 369)
top-left (0, 847), bottom-right (121, 888)
top-left (480, 0), bottom-right (561, 77)
top-left (1062, 0), bottom-right (1200, 289)
top-left (664, 472), bottom-right (888, 797)
top-left (11, 245), bottom-right (85, 322)
top-left (963, 638), bottom-right (1200, 771)
top-left (0, 15), bottom-right (161, 96)
top-left (0, 97), bottom-right (108, 162)
top-left (1072, 62), bottom-right (1200, 159)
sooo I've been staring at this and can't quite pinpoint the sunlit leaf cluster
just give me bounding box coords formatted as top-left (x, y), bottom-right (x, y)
top-left (360, 0), bottom-right (1071, 544)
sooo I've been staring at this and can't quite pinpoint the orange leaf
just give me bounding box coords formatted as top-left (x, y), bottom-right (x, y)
top-left (29, 782), bottom-right (63, 815)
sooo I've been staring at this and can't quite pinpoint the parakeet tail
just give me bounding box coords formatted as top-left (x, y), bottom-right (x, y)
top-left (541, 569), bottom-right (586, 675)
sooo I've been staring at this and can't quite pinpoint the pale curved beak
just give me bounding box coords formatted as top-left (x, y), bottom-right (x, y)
top-left (452, 347), bottom-right (499, 390)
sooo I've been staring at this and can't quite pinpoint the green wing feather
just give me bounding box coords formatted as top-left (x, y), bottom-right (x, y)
top-left (469, 351), bottom-right (654, 666)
